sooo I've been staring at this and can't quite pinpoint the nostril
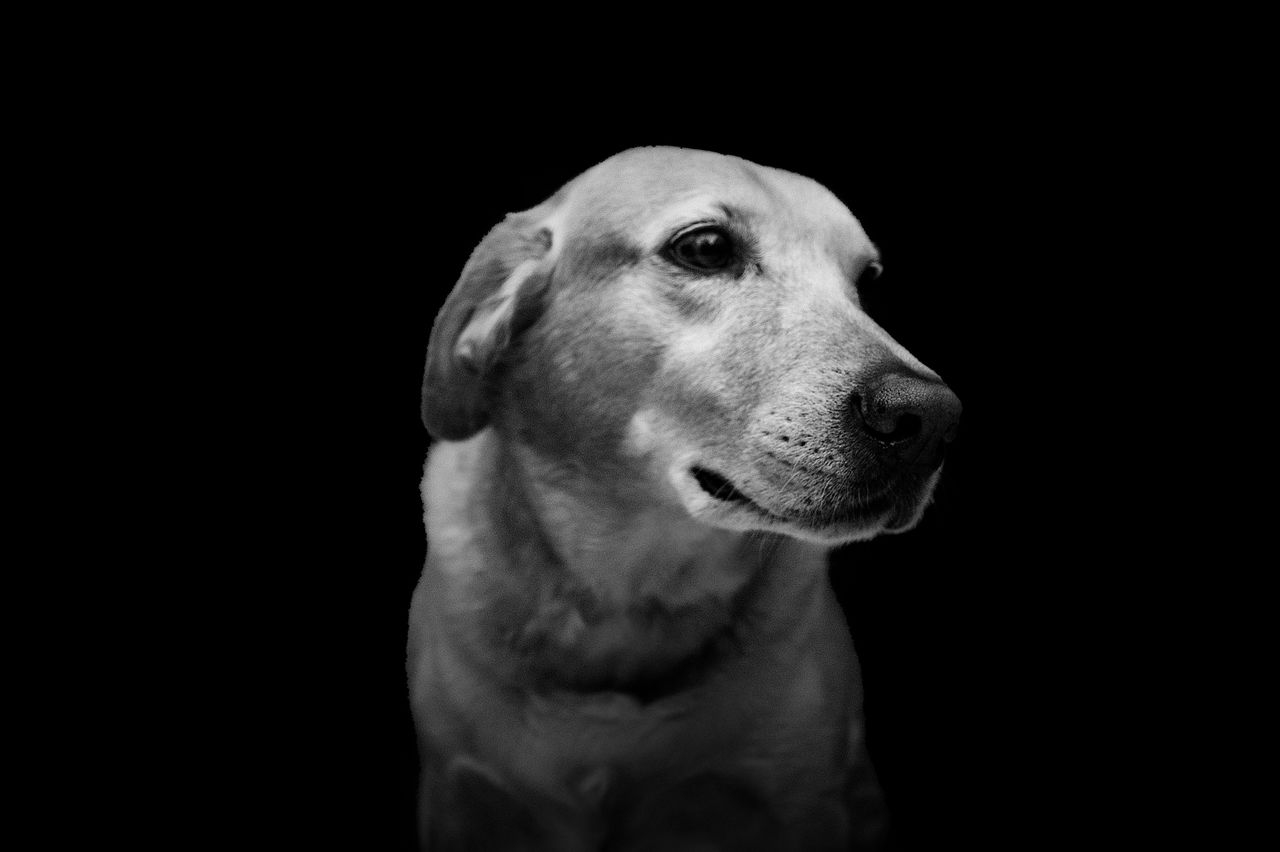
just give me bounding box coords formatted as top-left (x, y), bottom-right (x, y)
top-left (861, 410), bottom-right (922, 444)
top-left (852, 390), bottom-right (923, 445)
top-left (878, 412), bottom-right (921, 443)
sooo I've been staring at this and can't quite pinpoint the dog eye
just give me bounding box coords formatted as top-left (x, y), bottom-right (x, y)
top-left (667, 227), bottom-right (735, 272)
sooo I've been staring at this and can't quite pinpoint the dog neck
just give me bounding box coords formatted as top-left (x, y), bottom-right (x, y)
top-left (423, 429), bottom-right (824, 702)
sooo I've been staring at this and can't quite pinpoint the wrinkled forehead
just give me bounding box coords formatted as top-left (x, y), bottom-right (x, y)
top-left (557, 148), bottom-right (876, 262)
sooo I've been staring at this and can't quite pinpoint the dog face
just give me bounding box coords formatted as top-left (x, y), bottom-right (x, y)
top-left (424, 147), bottom-right (960, 545)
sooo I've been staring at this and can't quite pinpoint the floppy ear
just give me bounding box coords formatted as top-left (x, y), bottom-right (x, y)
top-left (422, 207), bottom-right (556, 441)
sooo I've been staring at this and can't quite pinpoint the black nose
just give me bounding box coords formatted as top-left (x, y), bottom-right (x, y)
top-left (851, 367), bottom-right (962, 469)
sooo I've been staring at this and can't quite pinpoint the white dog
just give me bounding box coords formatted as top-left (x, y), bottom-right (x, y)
top-left (409, 147), bottom-right (961, 850)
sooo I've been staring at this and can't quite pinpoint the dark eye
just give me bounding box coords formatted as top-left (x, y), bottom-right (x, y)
top-left (667, 226), bottom-right (736, 272)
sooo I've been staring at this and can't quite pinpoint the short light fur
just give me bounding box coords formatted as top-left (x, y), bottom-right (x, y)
top-left (410, 147), bottom-right (956, 850)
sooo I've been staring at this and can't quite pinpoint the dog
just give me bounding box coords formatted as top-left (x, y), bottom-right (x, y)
top-left (409, 147), bottom-right (961, 850)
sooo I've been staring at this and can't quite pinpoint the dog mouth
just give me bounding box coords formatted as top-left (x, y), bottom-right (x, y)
top-left (691, 466), bottom-right (756, 506)
top-left (690, 465), bottom-right (899, 528)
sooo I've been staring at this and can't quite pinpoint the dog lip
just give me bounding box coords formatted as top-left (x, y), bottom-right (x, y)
top-left (690, 467), bottom-right (906, 532)
top-left (691, 466), bottom-right (754, 505)
top-left (690, 466), bottom-right (800, 525)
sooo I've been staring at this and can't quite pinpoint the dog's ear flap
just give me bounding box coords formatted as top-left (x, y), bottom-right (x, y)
top-left (422, 208), bottom-right (556, 441)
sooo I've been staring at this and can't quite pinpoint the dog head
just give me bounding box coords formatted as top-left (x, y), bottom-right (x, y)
top-left (423, 147), bottom-right (961, 545)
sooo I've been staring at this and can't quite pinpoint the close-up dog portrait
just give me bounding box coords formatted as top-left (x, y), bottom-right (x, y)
top-left (407, 147), bottom-right (964, 850)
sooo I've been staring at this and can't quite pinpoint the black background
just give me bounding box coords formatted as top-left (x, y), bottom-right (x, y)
top-left (261, 93), bottom-right (1143, 849)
